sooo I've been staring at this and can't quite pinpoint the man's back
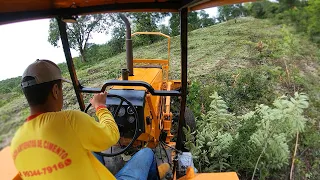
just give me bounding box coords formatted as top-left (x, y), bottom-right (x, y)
top-left (10, 110), bottom-right (118, 180)
top-left (10, 60), bottom-right (168, 180)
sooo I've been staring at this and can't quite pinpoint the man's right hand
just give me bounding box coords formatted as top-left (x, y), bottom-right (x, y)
top-left (90, 92), bottom-right (108, 110)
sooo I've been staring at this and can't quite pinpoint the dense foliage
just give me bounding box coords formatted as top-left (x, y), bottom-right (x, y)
top-left (0, 77), bottom-right (21, 94)
top-left (185, 92), bottom-right (309, 179)
top-left (278, 0), bottom-right (320, 44)
top-left (219, 0), bottom-right (320, 46)
top-left (0, 77), bottom-right (22, 108)
top-left (1, 12), bottom-right (319, 179)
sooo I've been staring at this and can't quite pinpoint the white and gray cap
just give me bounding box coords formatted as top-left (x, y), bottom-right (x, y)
top-left (21, 59), bottom-right (71, 88)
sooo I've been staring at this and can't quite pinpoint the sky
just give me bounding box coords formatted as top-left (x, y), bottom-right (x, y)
top-left (0, 8), bottom-right (217, 81)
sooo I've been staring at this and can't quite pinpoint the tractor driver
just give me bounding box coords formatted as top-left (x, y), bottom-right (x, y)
top-left (10, 59), bottom-right (169, 180)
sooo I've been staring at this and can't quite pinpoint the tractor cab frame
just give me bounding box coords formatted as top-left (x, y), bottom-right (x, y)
top-left (0, 0), bottom-right (251, 179)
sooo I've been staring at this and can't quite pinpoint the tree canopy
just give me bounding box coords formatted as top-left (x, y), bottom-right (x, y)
top-left (170, 11), bottom-right (215, 36)
top-left (128, 12), bottom-right (169, 46)
top-left (217, 4), bottom-right (247, 23)
top-left (48, 14), bottom-right (110, 62)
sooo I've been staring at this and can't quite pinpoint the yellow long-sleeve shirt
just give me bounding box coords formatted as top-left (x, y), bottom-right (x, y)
top-left (10, 108), bottom-right (119, 180)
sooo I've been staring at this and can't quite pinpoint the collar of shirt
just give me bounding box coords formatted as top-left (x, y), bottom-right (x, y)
top-left (26, 113), bottom-right (43, 122)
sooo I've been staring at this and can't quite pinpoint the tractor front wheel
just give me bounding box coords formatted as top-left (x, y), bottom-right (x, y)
top-left (184, 107), bottom-right (196, 132)
top-left (171, 107), bottom-right (196, 146)
top-left (172, 107), bottom-right (196, 132)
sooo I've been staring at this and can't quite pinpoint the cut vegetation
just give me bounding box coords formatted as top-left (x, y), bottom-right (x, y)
top-left (0, 17), bottom-right (319, 179)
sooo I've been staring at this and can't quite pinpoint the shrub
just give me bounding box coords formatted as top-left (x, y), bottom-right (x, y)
top-left (185, 92), bottom-right (309, 179)
top-left (212, 68), bottom-right (276, 114)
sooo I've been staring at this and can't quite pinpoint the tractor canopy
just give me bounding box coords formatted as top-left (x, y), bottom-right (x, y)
top-left (0, 1), bottom-right (254, 180)
top-left (0, 0), bottom-right (253, 25)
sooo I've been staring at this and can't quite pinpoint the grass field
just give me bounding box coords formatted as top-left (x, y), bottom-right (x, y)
top-left (0, 17), bottom-right (319, 179)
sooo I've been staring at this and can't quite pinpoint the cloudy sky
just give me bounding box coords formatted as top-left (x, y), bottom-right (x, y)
top-left (0, 8), bottom-right (217, 80)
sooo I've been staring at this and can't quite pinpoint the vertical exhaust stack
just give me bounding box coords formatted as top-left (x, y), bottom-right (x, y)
top-left (119, 14), bottom-right (133, 76)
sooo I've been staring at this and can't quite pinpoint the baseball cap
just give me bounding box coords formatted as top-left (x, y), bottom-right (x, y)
top-left (21, 59), bottom-right (71, 88)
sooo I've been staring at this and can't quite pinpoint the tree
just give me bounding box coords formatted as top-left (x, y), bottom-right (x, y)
top-left (129, 12), bottom-right (169, 46)
top-left (169, 11), bottom-right (214, 36)
top-left (218, 4), bottom-right (247, 23)
top-left (276, 0), bottom-right (320, 44)
top-left (108, 14), bottom-right (126, 54)
top-left (188, 11), bottom-right (201, 31)
top-left (159, 24), bottom-right (170, 35)
top-left (48, 14), bottom-right (110, 62)
top-left (278, 0), bottom-right (304, 12)
top-left (199, 10), bottom-right (216, 28)
top-left (249, 1), bottom-right (279, 19)
top-left (169, 13), bottom-right (180, 36)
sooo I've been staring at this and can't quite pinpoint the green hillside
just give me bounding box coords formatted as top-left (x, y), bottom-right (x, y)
top-left (0, 17), bottom-right (319, 178)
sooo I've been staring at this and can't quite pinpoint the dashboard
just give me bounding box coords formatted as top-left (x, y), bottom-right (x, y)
top-left (106, 89), bottom-right (146, 137)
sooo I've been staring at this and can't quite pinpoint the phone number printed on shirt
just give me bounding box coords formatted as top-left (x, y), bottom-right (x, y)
top-left (20, 158), bottom-right (72, 177)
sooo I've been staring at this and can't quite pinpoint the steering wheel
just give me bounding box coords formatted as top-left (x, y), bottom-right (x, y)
top-left (84, 93), bottom-right (140, 157)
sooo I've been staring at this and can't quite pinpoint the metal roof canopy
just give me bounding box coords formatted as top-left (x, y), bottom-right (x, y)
top-left (0, 1), bottom-right (253, 177)
top-left (0, 0), bottom-right (253, 25)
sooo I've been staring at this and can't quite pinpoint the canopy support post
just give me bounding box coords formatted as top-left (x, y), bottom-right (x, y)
top-left (57, 17), bottom-right (85, 111)
top-left (176, 8), bottom-right (188, 152)
top-left (173, 8), bottom-right (188, 179)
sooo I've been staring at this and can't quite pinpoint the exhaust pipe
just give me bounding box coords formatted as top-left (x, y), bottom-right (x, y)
top-left (119, 14), bottom-right (133, 76)
top-left (122, 68), bottom-right (129, 80)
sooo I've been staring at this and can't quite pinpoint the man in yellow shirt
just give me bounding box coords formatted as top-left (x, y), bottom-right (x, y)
top-left (10, 60), bottom-right (169, 180)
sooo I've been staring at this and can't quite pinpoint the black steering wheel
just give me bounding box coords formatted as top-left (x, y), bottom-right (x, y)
top-left (84, 93), bottom-right (140, 157)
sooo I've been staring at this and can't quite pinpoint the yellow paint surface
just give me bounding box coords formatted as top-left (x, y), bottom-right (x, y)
top-left (179, 172), bottom-right (239, 180)
top-left (113, 68), bottom-right (162, 90)
top-left (0, 146), bottom-right (18, 180)
top-left (113, 67), bottom-right (164, 144)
